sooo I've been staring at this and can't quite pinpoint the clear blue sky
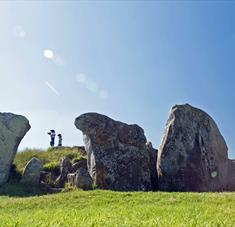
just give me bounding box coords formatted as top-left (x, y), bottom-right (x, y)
top-left (0, 1), bottom-right (234, 157)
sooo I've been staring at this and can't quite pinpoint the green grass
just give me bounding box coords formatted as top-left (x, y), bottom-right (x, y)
top-left (0, 190), bottom-right (234, 226)
top-left (3, 148), bottom-right (235, 226)
top-left (14, 147), bottom-right (86, 173)
top-left (0, 181), bottom-right (48, 197)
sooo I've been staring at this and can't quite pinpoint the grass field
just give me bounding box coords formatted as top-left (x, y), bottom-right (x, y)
top-left (0, 190), bottom-right (235, 226)
top-left (0, 148), bottom-right (234, 226)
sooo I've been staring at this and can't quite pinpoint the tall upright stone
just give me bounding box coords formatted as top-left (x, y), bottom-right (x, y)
top-left (157, 104), bottom-right (228, 192)
top-left (0, 113), bottom-right (30, 185)
top-left (75, 113), bottom-right (153, 191)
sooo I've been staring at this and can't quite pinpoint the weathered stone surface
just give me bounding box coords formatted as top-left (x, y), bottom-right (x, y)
top-left (68, 159), bottom-right (92, 190)
top-left (75, 113), bottom-right (153, 191)
top-left (0, 113), bottom-right (30, 185)
top-left (67, 173), bottom-right (76, 186)
top-left (227, 159), bottom-right (235, 191)
top-left (21, 157), bottom-right (43, 185)
top-left (146, 142), bottom-right (158, 190)
top-left (40, 170), bottom-right (54, 185)
top-left (157, 104), bottom-right (228, 192)
top-left (68, 167), bottom-right (93, 190)
top-left (74, 167), bottom-right (93, 190)
top-left (55, 157), bottom-right (72, 187)
top-left (71, 159), bottom-right (87, 173)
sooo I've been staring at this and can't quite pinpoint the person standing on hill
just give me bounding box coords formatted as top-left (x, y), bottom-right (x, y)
top-left (48, 129), bottom-right (56, 147)
top-left (58, 134), bottom-right (63, 147)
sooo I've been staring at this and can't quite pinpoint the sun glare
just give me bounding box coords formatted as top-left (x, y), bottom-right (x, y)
top-left (44, 49), bottom-right (54, 59)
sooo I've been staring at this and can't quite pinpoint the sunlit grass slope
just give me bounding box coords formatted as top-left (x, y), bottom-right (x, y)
top-left (0, 190), bottom-right (234, 226)
top-left (14, 147), bottom-right (85, 173)
top-left (0, 147), bottom-right (86, 197)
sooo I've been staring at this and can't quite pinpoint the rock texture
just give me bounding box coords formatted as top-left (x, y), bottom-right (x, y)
top-left (74, 167), bottom-right (93, 190)
top-left (40, 171), bottom-right (51, 185)
top-left (157, 104), bottom-right (228, 192)
top-left (227, 159), bottom-right (235, 191)
top-left (67, 173), bottom-right (76, 187)
top-left (68, 168), bottom-right (93, 190)
top-left (21, 157), bottom-right (43, 185)
top-left (55, 157), bottom-right (72, 187)
top-left (71, 159), bottom-right (87, 173)
top-left (68, 159), bottom-right (93, 190)
top-left (75, 113), bottom-right (153, 191)
top-left (0, 113), bottom-right (30, 185)
top-left (146, 142), bottom-right (158, 190)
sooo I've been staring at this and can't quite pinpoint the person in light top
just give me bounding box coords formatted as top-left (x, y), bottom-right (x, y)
top-left (57, 134), bottom-right (62, 147)
top-left (48, 129), bottom-right (56, 147)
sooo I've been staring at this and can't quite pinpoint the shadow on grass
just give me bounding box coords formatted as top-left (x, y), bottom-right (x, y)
top-left (0, 181), bottom-right (49, 197)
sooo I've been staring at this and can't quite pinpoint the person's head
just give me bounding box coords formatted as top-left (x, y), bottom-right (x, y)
top-left (50, 129), bottom-right (55, 133)
top-left (58, 134), bottom-right (62, 137)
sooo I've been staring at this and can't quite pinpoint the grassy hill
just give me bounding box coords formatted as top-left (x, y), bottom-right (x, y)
top-left (0, 190), bottom-right (234, 226)
top-left (14, 146), bottom-right (86, 173)
top-left (0, 147), bottom-right (86, 197)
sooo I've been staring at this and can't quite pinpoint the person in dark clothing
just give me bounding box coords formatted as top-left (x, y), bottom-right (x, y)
top-left (48, 129), bottom-right (56, 147)
top-left (57, 134), bottom-right (62, 147)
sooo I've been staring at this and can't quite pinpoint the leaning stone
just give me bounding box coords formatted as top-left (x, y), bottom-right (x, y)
top-left (75, 112), bottom-right (153, 191)
top-left (0, 113), bottom-right (30, 185)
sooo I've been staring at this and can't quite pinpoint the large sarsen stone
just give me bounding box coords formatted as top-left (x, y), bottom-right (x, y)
top-left (0, 113), bottom-right (30, 185)
top-left (157, 104), bottom-right (228, 192)
top-left (75, 113), bottom-right (153, 191)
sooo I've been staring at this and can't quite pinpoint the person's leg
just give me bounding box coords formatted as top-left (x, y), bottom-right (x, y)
top-left (51, 138), bottom-right (55, 147)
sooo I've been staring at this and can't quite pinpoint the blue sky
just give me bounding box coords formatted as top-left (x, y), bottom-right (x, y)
top-left (0, 1), bottom-right (234, 157)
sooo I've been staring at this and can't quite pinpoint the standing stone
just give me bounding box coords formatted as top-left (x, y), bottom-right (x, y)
top-left (21, 157), bottom-right (43, 185)
top-left (75, 113), bottom-right (152, 191)
top-left (0, 113), bottom-right (30, 185)
top-left (157, 104), bottom-right (228, 192)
